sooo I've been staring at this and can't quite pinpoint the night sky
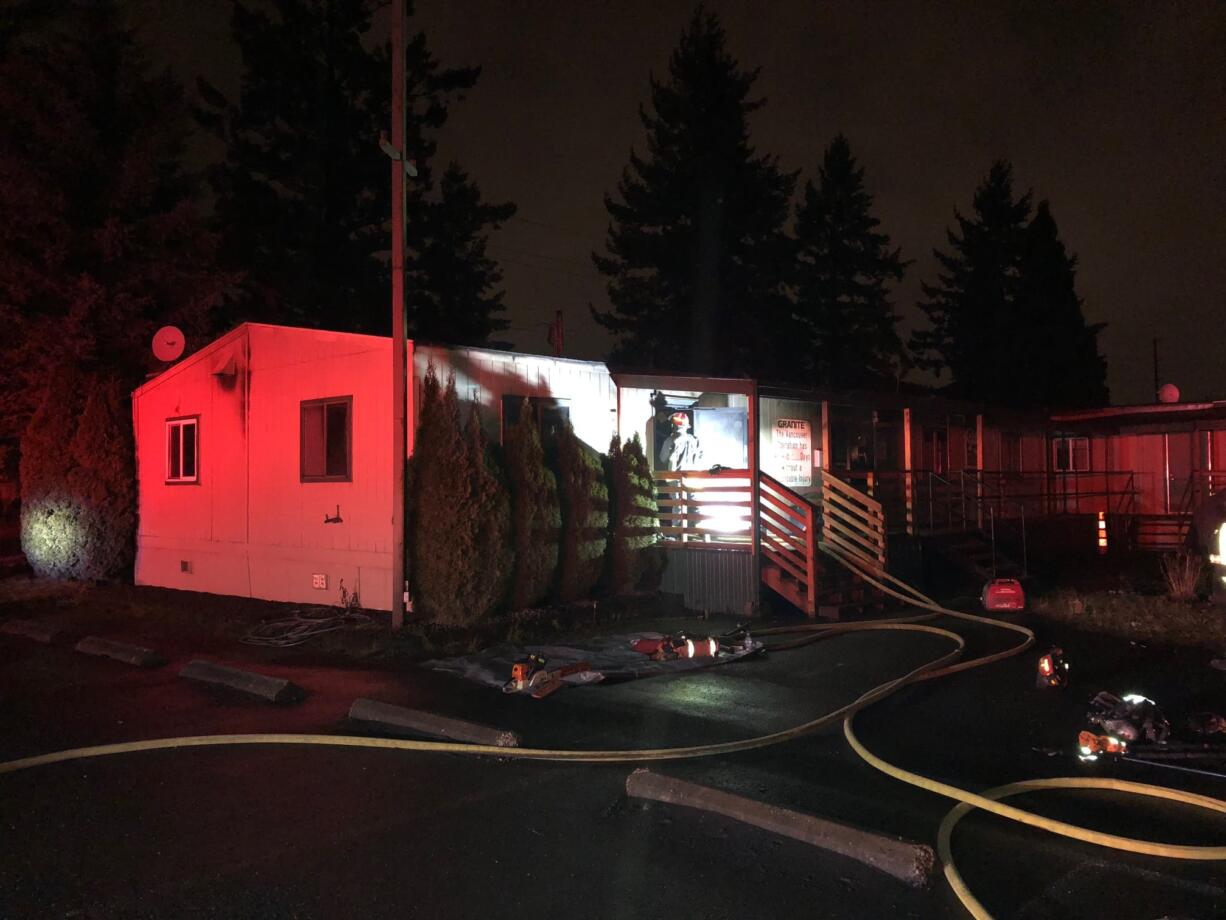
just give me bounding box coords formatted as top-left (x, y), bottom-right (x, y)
top-left (136, 0), bottom-right (1226, 405)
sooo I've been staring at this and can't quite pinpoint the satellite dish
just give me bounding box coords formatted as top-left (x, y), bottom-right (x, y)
top-left (152, 326), bottom-right (185, 363)
top-left (1158, 383), bottom-right (1180, 404)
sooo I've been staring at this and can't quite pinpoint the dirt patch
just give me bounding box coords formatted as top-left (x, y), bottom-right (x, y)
top-left (1032, 588), bottom-right (1226, 650)
top-left (0, 576), bottom-right (706, 665)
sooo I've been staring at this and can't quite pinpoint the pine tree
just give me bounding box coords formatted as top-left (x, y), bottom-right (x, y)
top-left (1012, 201), bottom-right (1109, 407)
top-left (198, 0), bottom-right (515, 343)
top-left (414, 164), bottom-right (515, 345)
top-left (0, 1), bottom-right (228, 578)
top-left (0, 1), bottom-right (230, 440)
top-left (592, 8), bottom-right (797, 378)
top-left (910, 160), bottom-right (1032, 403)
top-left (793, 135), bottom-right (907, 388)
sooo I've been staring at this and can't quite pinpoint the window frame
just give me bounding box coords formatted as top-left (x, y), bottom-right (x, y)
top-left (300, 395), bottom-right (353, 483)
top-left (165, 415), bottom-right (200, 485)
top-left (1051, 435), bottom-right (1091, 473)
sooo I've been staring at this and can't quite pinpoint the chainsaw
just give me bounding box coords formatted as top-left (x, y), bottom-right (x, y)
top-left (504, 655), bottom-right (593, 699)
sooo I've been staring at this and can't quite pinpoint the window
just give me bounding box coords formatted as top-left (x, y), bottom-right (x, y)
top-left (301, 396), bottom-right (352, 481)
top-left (923, 428), bottom-right (948, 474)
top-left (1001, 432), bottom-right (1022, 472)
top-left (166, 417), bottom-right (199, 483)
top-left (1052, 436), bottom-right (1090, 472)
top-left (501, 395), bottom-right (570, 446)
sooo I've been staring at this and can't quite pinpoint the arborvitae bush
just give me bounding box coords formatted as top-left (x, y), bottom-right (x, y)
top-left (21, 369), bottom-right (137, 581)
top-left (551, 423), bottom-right (609, 602)
top-left (408, 368), bottom-right (511, 627)
top-left (504, 401), bottom-right (560, 610)
top-left (604, 435), bottom-right (666, 593)
top-left (465, 402), bottom-right (513, 618)
top-left (67, 375), bottom-right (136, 580)
top-left (625, 435), bottom-right (666, 589)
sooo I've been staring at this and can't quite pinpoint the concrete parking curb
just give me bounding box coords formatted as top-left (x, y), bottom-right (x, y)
top-left (348, 698), bottom-right (520, 747)
top-left (1, 619), bottom-right (61, 644)
top-left (75, 636), bottom-right (166, 668)
top-left (626, 768), bottom-right (935, 888)
top-left (179, 660), bottom-right (305, 703)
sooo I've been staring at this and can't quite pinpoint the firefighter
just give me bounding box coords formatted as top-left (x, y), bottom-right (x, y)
top-left (1187, 490), bottom-right (1226, 603)
top-left (659, 411), bottom-right (703, 471)
top-left (1186, 490), bottom-right (1226, 605)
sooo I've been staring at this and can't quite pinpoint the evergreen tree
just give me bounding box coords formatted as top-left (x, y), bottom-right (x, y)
top-left (550, 424), bottom-right (608, 603)
top-left (793, 135), bottom-right (907, 388)
top-left (198, 0), bottom-right (515, 343)
top-left (0, 1), bottom-right (229, 578)
top-left (407, 368), bottom-right (511, 626)
top-left (0, 1), bottom-right (230, 440)
top-left (504, 400), bottom-right (560, 610)
top-left (910, 160), bottom-right (1032, 403)
top-left (603, 434), bottom-right (664, 594)
top-left (1012, 201), bottom-right (1109, 406)
top-left (592, 8), bottom-right (797, 378)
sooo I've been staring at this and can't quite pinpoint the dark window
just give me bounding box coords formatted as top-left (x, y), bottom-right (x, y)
top-left (924, 428), bottom-right (948, 474)
top-left (501, 395), bottom-right (571, 446)
top-left (1052, 436), bottom-right (1090, 472)
top-left (166, 417), bottom-right (198, 483)
top-left (1001, 432), bottom-right (1022, 472)
top-left (301, 397), bottom-right (352, 481)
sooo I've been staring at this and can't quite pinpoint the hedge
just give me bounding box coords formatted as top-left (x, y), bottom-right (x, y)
top-left (20, 366), bottom-right (136, 581)
top-left (407, 368), bottom-right (511, 627)
top-left (551, 422), bottom-right (609, 603)
top-left (504, 400), bottom-right (560, 610)
top-left (604, 434), bottom-right (666, 593)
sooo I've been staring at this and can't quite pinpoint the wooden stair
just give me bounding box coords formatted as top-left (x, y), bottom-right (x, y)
top-left (1132, 513), bottom-right (1191, 552)
top-left (758, 471), bottom-right (888, 620)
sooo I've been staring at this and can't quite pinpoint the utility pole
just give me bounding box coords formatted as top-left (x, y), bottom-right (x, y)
top-left (389, 0), bottom-right (407, 629)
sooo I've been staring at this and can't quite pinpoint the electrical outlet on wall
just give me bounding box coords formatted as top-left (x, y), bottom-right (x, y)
top-left (312, 573), bottom-right (327, 590)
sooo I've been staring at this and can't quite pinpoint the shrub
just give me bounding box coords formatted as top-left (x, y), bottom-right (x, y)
top-left (604, 434), bottom-right (665, 593)
top-left (407, 368), bottom-right (511, 627)
top-left (20, 365), bottom-right (136, 581)
top-left (504, 400), bottom-right (560, 610)
top-left (1160, 550), bottom-right (1204, 601)
top-left (550, 423), bottom-right (608, 602)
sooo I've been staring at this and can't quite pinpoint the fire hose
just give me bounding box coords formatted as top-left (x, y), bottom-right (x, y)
top-left (3, 548), bottom-right (1225, 920)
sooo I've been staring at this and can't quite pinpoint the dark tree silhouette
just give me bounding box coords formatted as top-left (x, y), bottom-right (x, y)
top-left (1012, 201), bottom-right (1109, 406)
top-left (198, 0), bottom-right (514, 344)
top-left (0, 1), bottom-right (230, 578)
top-left (592, 8), bottom-right (797, 378)
top-left (910, 160), bottom-right (1032, 403)
top-left (792, 135), bottom-right (908, 388)
top-left (0, 0), bottom-right (230, 440)
top-left (911, 161), bottom-right (1107, 407)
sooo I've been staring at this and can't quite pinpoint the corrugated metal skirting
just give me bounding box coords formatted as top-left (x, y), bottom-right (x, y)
top-left (659, 546), bottom-right (757, 616)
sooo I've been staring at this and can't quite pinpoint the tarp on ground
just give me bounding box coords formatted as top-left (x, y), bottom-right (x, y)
top-left (424, 632), bottom-right (764, 692)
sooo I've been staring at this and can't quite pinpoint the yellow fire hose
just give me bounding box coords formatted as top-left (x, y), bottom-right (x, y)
top-left (2, 551), bottom-right (1224, 920)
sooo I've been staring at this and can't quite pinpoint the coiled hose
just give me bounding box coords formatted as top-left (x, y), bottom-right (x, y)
top-left (3, 548), bottom-right (1224, 920)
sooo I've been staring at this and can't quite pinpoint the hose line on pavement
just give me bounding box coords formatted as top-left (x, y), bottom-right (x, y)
top-left (3, 549), bottom-right (1224, 920)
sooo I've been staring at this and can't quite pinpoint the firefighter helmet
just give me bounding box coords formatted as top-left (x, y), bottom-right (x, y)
top-left (669, 412), bottom-right (690, 428)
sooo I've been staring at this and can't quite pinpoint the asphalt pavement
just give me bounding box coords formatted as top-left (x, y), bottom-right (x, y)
top-left (2, 607), bottom-right (1225, 920)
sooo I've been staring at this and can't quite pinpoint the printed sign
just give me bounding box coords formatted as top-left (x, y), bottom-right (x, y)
top-left (771, 418), bottom-right (812, 487)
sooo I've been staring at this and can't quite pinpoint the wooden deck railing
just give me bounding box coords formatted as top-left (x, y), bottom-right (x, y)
top-left (816, 471), bottom-right (887, 576)
top-left (758, 472), bottom-right (818, 600)
top-left (652, 468), bottom-right (753, 545)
